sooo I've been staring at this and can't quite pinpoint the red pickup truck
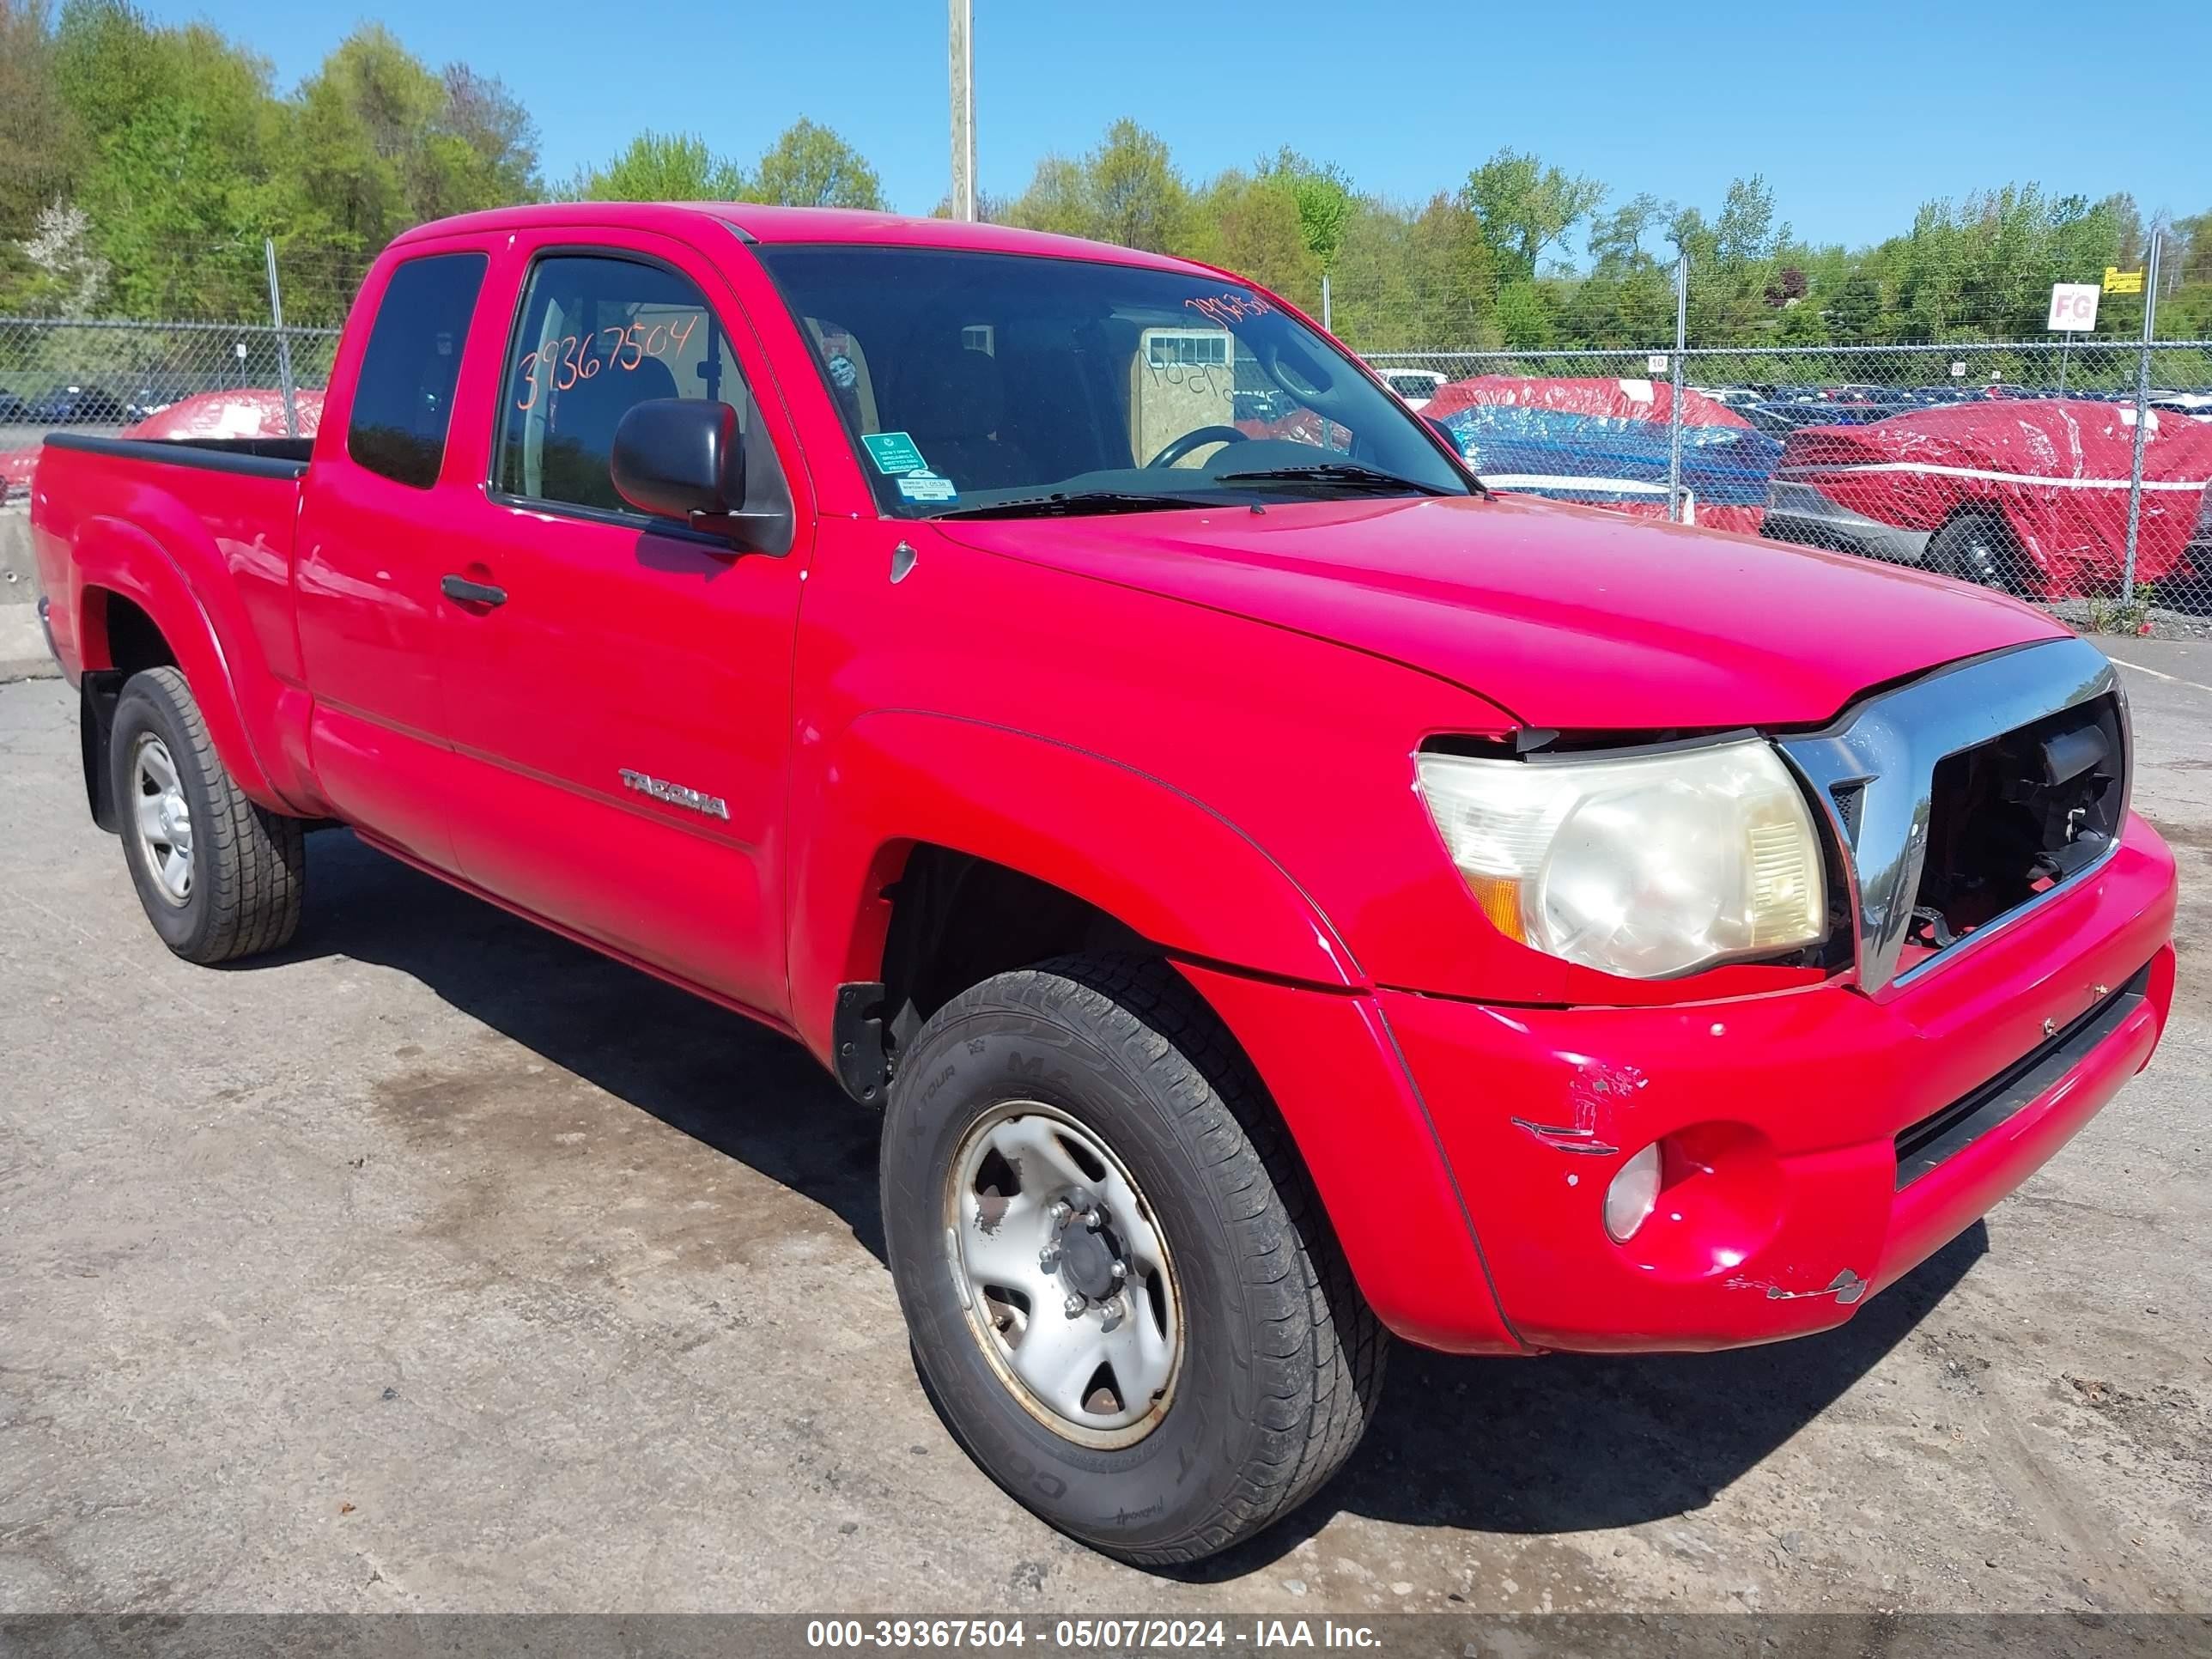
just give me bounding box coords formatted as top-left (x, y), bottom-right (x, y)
top-left (28, 204), bottom-right (2179, 1565)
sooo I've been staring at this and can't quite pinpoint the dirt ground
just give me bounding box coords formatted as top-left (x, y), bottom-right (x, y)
top-left (2, 641), bottom-right (2207, 1618)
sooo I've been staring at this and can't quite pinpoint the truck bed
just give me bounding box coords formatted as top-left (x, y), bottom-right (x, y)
top-left (31, 430), bottom-right (311, 694)
top-left (43, 429), bottom-right (313, 477)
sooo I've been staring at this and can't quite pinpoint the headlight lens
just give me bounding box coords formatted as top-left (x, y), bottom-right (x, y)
top-left (1414, 738), bottom-right (1826, 979)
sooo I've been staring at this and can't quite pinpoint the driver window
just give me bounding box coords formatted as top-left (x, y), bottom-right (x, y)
top-left (495, 253), bottom-right (751, 514)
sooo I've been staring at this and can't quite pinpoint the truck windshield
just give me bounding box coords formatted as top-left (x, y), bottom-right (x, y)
top-left (751, 244), bottom-right (1473, 519)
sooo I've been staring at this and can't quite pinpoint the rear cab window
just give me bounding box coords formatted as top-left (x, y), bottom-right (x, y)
top-left (346, 252), bottom-right (489, 488)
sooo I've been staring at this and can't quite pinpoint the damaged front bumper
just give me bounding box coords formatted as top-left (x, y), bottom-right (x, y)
top-left (1375, 811), bottom-right (2177, 1354)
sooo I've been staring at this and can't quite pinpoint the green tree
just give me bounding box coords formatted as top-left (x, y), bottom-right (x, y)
top-left (1006, 119), bottom-right (1190, 252)
top-left (48, 0), bottom-right (289, 317)
top-left (750, 118), bottom-right (884, 210)
top-left (1328, 193), bottom-right (1498, 352)
top-left (0, 2), bottom-right (81, 249)
top-left (428, 65), bottom-right (540, 211)
top-left (1493, 279), bottom-right (1555, 349)
top-left (1190, 167), bottom-right (1316, 311)
top-left (1773, 295), bottom-right (1829, 346)
top-left (285, 25), bottom-right (540, 315)
top-left (567, 131), bottom-right (748, 203)
top-left (1462, 148), bottom-right (1604, 283)
top-left (1086, 119), bottom-right (1188, 252)
top-left (1826, 273), bottom-right (1887, 344)
top-left (1001, 155), bottom-right (1091, 238)
top-left (1261, 150), bottom-right (1352, 277)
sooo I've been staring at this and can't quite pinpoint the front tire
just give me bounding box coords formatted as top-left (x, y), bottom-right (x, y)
top-left (880, 954), bottom-right (1385, 1565)
top-left (110, 666), bottom-right (304, 964)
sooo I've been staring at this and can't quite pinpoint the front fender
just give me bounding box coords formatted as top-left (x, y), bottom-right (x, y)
top-left (786, 708), bottom-right (1363, 1060)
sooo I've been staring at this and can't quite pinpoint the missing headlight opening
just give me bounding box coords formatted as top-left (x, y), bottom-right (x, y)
top-left (1909, 693), bottom-right (2125, 959)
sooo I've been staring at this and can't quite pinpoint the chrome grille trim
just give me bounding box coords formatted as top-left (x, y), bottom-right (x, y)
top-left (1777, 635), bottom-right (2125, 1001)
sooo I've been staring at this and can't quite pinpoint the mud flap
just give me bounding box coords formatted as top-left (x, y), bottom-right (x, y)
top-left (81, 669), bottom-right (123, 833)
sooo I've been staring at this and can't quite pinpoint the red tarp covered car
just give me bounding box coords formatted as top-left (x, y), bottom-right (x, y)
top-left (1422, 374), bottom-right (1755, 430)
top-left (1762, 398), bottom-right (2212, 596)
top-left (1, 389), bottom-right (319, 503)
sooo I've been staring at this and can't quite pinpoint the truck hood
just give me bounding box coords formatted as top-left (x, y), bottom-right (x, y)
top-left (936, 494), bottom-right (2067, 730)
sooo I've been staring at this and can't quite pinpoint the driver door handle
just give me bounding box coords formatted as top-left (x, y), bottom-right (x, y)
top-left (441, 574), bottom-right (507, 609)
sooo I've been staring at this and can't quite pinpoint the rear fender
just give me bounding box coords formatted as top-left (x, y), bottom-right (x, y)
top-left (70, 517), bottom-right (289, 810)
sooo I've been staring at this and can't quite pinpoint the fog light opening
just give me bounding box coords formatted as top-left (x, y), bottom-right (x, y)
top-left (1604, 1142), bottom-right (1664, 1243)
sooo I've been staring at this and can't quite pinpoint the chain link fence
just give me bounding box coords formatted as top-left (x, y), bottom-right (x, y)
top-left (1364, 335), bottom-right (2212, 635)
top-left (1, 317), bottom-right (339, 505)
top-left (6, 251), bottom-right (2210, 636)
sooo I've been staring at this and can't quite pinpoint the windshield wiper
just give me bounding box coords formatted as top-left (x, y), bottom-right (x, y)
top-left (930, 489), bottom-right (1218, 520)
top-left (1213, 462), bottom-right (1454, 496)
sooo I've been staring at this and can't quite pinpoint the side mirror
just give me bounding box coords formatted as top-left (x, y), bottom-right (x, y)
top-left (611, 398), bottom-right (738, 520)
top-left (610, 398), bottom-right (792, 556)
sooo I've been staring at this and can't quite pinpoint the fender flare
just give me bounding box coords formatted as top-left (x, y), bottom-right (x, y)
top-left (787, 709), bottom-right (1363, 1059)
top-left (70, 515), bottom-right (286, 809)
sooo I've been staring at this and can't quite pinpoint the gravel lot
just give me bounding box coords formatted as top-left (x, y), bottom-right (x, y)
top-left (2, 642), bottom-right (2207, 1617)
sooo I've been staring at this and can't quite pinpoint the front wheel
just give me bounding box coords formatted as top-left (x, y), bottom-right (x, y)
top-left (880, 954), bottom-right (1386, 1565)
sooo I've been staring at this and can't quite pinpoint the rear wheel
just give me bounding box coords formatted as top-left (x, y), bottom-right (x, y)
top-left (110, 666), bottom-right (303, 964)
top-left (880, 953), bottom-right (1386, 1565)
top-left (1928, 511), bottom-right (2025, 592)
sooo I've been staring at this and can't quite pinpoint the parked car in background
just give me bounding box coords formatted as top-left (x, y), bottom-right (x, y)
top-left (27, 384), bottom-right (129, 424)
top-left (1426, 374), bottom-right (1778, 532)
top-left (1762, 398), bottom-right (2212, 595)
top-left (28, 201), bottom-right (2180, 1567)
top-left (1374, 367), bottom-right (1445, 410)
top-left (0, 389), bottom-right (31, 424)
top-left (2150, 392), bottom-right (2212, 423)
top-left (1744, 397), bottom-right (1919, 436)
top-left (125, 376), bottom-right (206, 422)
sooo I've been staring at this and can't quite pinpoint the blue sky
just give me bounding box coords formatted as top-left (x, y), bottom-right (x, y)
top-left (149, 0), bottom-right (2210, 250)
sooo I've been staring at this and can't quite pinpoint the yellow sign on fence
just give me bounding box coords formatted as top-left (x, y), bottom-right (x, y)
top-left (2104, 266), bottom-right (2145, 294)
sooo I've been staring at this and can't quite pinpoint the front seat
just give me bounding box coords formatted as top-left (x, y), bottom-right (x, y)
top-left (905, 349), bottom-right (1034, 491)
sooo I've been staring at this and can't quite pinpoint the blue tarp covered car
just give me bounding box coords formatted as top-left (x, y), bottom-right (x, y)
top-left (1434, 400), bottom-right (1784, 531)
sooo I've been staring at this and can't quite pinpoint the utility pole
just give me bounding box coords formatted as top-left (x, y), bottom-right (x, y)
top-left (948, 0), bottom-right (975, 222)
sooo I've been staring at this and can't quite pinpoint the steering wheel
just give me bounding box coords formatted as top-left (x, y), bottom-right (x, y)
top-left (1146, 425), bottom-right (1250, 470)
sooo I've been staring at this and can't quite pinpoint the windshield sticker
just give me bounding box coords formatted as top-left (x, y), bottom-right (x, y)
top-left (862, 430), bottom-right (927, 474)
top-left (895, 469), bottom-right (957, 503)
top-left (1184, 291), bottom-right (1275, 328)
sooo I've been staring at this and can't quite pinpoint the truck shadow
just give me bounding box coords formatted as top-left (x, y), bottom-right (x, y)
top-left (274, 829), bottom-right (890, 1261)
top-left (276, 830), bottom-right (1984, 1571)
top-left (1174, 1224), bottom-right (1984, 1580)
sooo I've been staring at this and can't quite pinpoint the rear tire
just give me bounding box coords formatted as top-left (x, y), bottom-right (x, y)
top-left (1928, 511), bottom-right (2025, 592)
top-left (880, 953), bottom-right (1386, 1565)
top-left (109, 666), bottom-right (304, 964)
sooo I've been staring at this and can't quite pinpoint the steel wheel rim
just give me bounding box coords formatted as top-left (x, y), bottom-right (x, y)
top-left (943, 1099), bottom-right (1182, 1449)
top-left (130, 734), bottom-right (193, 906)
